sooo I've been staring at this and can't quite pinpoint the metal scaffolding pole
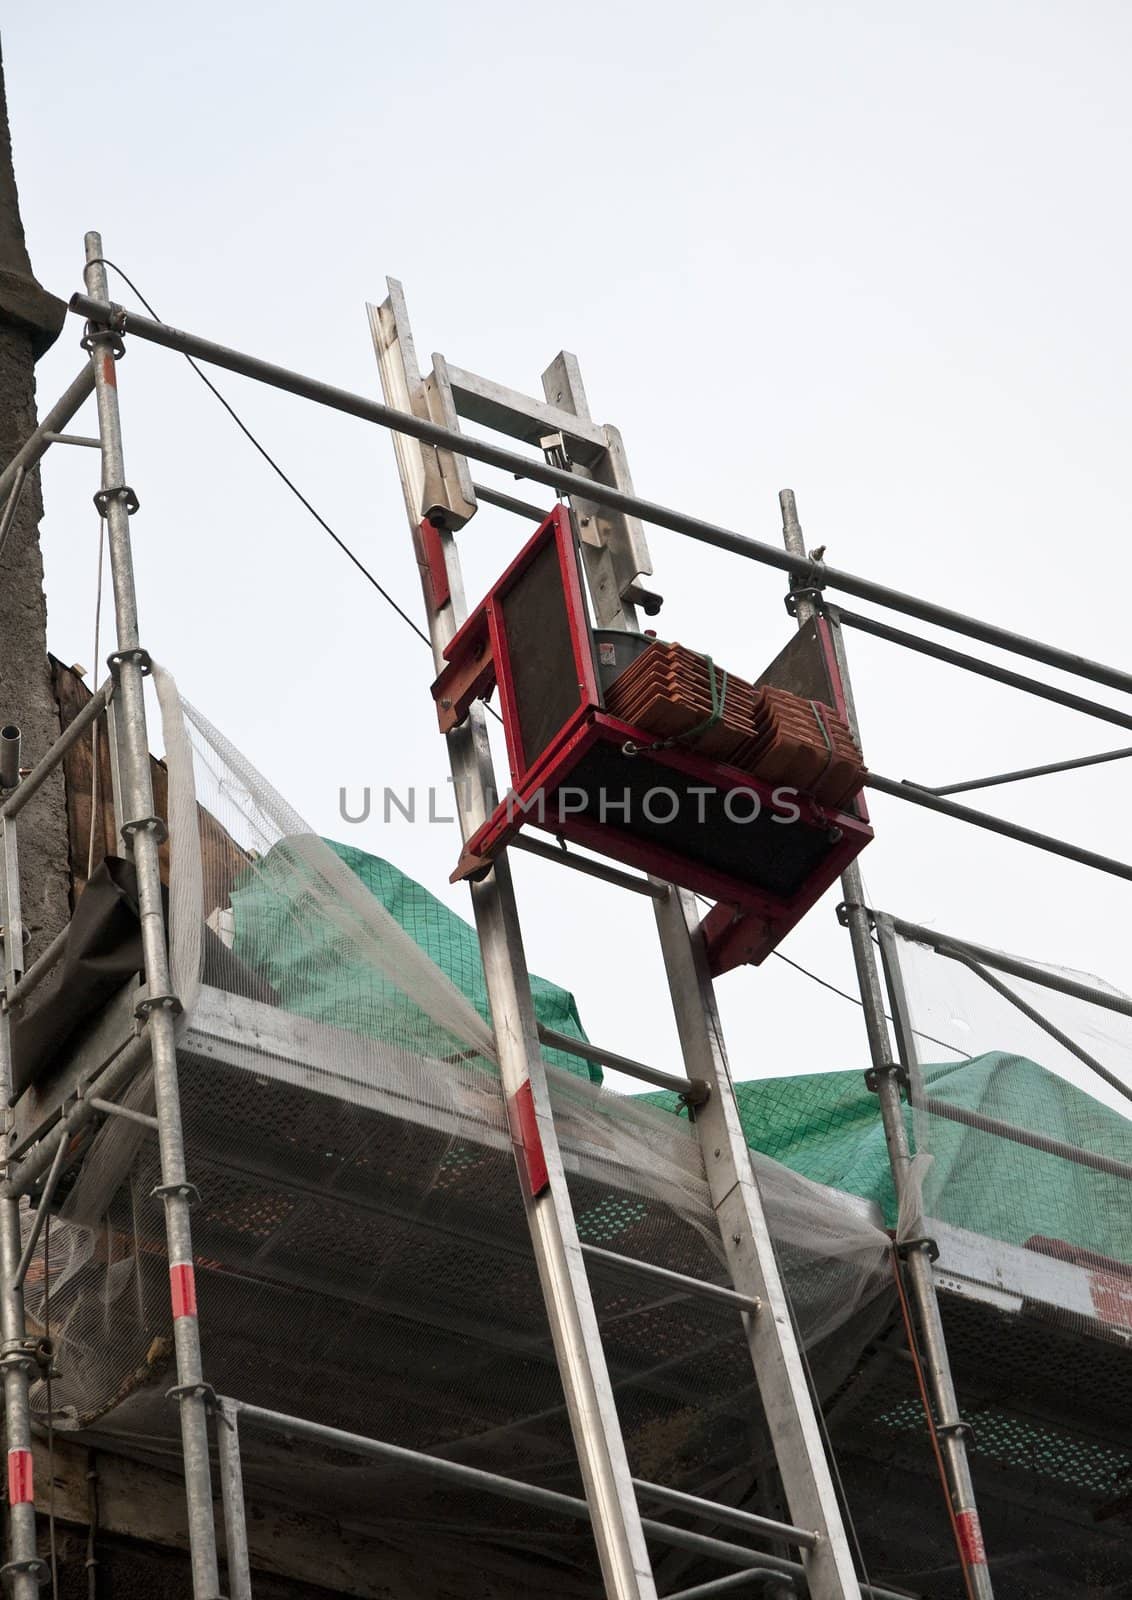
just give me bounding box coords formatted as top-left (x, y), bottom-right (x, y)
top-left (0, 822), bottom-right (45, 1597)
top-left (223, 1399), bottom-right (914, 1600)
top-left (780, 489), bottom-right (994, 1598)
top-left (216, 1399), bottom-right (252, 1600)
top-left (831, 606), bottom-right (1132, 735)
top-left (863, 772), bottom-right (1132, 883)
top-left (66, 293), bottom-right (1132, 700)
top-left (81, 236), bottom-right (221, 1599)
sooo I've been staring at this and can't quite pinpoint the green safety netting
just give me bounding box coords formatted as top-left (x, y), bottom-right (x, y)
top-left (644, 1058), bottom-right (1132, 1263)
top-left (233, 838), bottom-right (1132, 1265)
top-left (230, 838), bottom-right (599, 1082)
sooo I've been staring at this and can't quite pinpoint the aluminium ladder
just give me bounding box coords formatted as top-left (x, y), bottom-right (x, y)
top-left (370, 282), bottom-right (867, 1600)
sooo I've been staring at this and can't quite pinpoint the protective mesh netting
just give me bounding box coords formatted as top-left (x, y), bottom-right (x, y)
top-left (891, 923), bottom-right (1132, 1335)
top-left (21, 680), bottom-right (892, 1553)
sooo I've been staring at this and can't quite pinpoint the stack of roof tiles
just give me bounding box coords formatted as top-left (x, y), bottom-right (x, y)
top-left (602, 641), bottom-right (760, 768)
top-left (604, 640), bottom-right (865, 809)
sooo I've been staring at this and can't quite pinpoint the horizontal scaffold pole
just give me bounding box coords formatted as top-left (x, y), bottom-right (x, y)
top-left (865, 771), bottom-right (1132, 884)
top-left (886, 915), bottom-right (1132, 1020)
top-left (67, 293), bottom-right (1132, 700)
top-left (832, 605), bottom-right (1132, 733)
top-left (229, 1400), bottom-right (911, 1600)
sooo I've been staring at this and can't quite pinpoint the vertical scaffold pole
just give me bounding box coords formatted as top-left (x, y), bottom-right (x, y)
top-left (780, 488), bottom-right (993, 1598)
top-left (216, 1398), bottom-right (253, 1600)
top-left (82, 234), bottom-right (220, 1600)
top-left (0, 814), bottom-right (45, 1598)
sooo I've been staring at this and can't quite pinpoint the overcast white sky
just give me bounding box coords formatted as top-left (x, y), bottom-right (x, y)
top-left (6, 2), bottom-right (1132, 1106)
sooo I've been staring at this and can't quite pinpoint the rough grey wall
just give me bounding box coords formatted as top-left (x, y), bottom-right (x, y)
top-left (0, 45), bottom-right (72, 955)
top-left (0, 323), bottom-right (70, 954)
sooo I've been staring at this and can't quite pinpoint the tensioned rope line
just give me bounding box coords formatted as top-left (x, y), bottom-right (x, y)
top-left (770, 948), bottom-right (972, 1060)
top-left (685, 893), bottom-right (971, 1056)
top-left (88, 261), bottom-right (432, 646)
top-left (88, 262), bottom-right (505, 726)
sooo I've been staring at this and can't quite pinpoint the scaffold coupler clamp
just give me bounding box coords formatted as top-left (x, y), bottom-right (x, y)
top-left (135, 992), bottom-right (183, 1021)
top-left (0, 1337), bottom-right (46, 1379)
top-left (895, 1234), bottom-right (941, 1263)
top-left (120, 814), bottom-right (168, 847)
top-left (107, 647), bottom-right (152, 679)
top-left (936, 1417), bottom-right (977, 1444)
top-left (784, 552), bottom-right (827, 618)
top-left (864, 1059), bottom-right (909, 1094)
top-left (0, 1554), bottom-right (50, 1586)
top-left (151, 1180), bottom-right (202, 1207)
top-left (836, 899), bottom-right (873, 929)
top-left (93, 483), bottom-right (140, 517)
top-left (80, 303), bottom-right (126, 360)
top-left (165, 1379), bottom-right (219, 1411)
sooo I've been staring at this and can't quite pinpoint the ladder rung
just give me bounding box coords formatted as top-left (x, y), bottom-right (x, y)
top-left (632, 1477), bottom-right (817, 1551)
top-left (510, 832), bottom-right (668, 899)
top-left (471, 481), bottom-right (547, 522)
top-left (538, 1024), bottom-right (709, 1104)
top-left (662, 1567), bottom-right (797, 1600)
top-left (580, 1243), bottom-right (761, 1315)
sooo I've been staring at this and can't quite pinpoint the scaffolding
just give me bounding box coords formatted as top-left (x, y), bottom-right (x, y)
top-left (0, 230), bottom-right (1127, 1600)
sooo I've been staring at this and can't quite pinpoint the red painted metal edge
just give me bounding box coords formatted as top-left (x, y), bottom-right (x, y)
top-left (488, 597), bottom-right (528, 783)
top-left (7, 1447), bottom-right (32, 1505)
top-left (506, 1080), bottom-right (550, 1200)
top-left (415, 517), bottom-right (451, 615)
top-left (955, 1509), bottom-right (987, 1565)
top-left (170, 1262), bottom-right (198, 1320)
top-left (492, 506), bottom-right (598, 786)
top-left (700, 904), bottom-right (776, 974)
top-left (555, 506), bottom-right (603, 711)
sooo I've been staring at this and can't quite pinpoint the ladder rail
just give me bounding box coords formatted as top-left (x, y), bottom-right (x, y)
top-left (651, 886), bottom-right (866, 1598)
top-left (547, 354), bottom-right (867, 1600)
top-left (371, 287), bottom-right (658, 1600)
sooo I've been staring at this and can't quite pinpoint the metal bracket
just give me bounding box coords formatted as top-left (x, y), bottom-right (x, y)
top-left (0, 1555), bottom-right (50, 1586)
top-left (864, 1061), bottom-right (909, 1094)
top-left (120, 814), bottom-right (168, 845)
top-left (784, 587), bottom-right (826, 618)
top-left (835, 899), bottom-right (873, 928)
top-left (539, 432), bottom-right (572, 472)
top-left (135, 993), bottom-right (183, 1020)
top-left (621, 581), bottom-right (664, 617)
top-left (895, 1236), bottom-right (941, 1263)
top-left (936, 1418), bottom-right (977, 1443)
top-left (784, 555), bottom-right (828, 619)
top-left (0, 1336), bottom-right (55, 1379)
top-left (107, 647), bottom-right (152, 678)
top-left (80, 319), bottom-right (125, 359)
top-left (0, 1342), bottom-right (39, 1377)
top-left (152, 1181), bottom-right (202, 1206)
top-left (166, 1380), bottom-right (218, 1408)
top-left (93, 484), bottom-right (140, 517)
